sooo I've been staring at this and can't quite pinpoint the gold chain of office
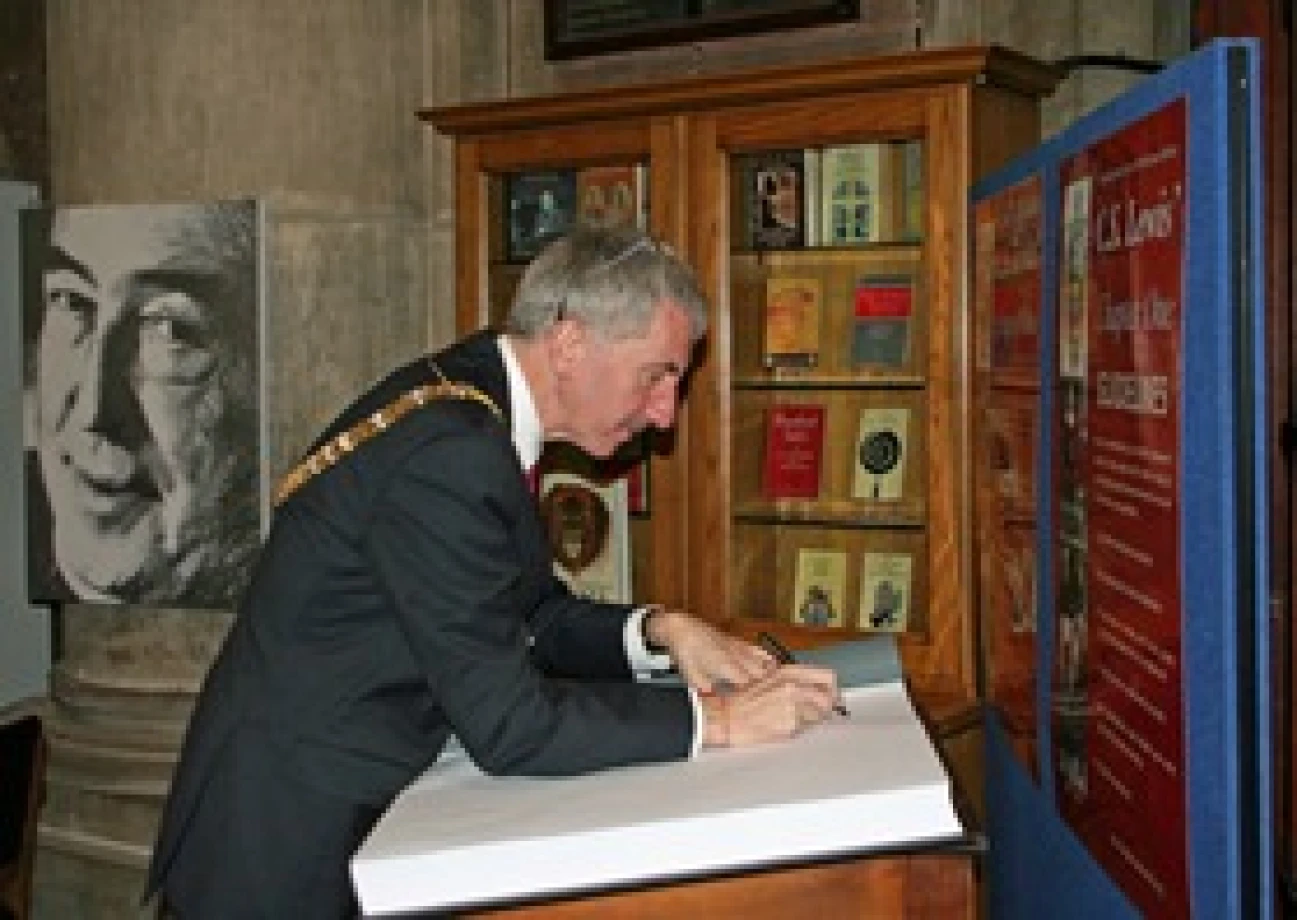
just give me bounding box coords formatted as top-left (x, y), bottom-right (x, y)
top-left (273, 380), bottom-right (503, 506)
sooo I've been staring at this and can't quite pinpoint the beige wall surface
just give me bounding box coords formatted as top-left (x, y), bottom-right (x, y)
top-left (922, 0), bottom-right (1191, 135)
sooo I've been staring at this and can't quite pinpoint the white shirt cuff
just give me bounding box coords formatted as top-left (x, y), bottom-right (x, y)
top-left (624, 605), bottom-right (672, 674)
top-left (625, 606), bottom-right (704, 759)
top-left (685, 687), bottom-right (704, 759)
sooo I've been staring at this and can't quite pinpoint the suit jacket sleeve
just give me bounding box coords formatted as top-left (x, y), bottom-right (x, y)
top-left (365, 426), bottom-right (692, 776)
top-left (527, 570), bottom-right (639, 680)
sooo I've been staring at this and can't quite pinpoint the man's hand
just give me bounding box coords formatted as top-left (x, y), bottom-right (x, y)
top-left (644, 607), bottom-right (772, 693)
top-left (699, 665), bottom-right (841, 748)
top-left (642, 608), bottom-right (843, 748)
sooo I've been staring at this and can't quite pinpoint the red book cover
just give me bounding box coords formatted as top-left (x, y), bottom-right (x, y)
top-left (854, 277), bottom-right (913, 317)
top-left (762, 404), bottom-right (826, 499)
top-left (852, 274), bottom-right (914, 368)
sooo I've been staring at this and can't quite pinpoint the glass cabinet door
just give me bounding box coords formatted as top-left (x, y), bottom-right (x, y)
top-left (437, 110), bottom-right (696, 612)
top-left (687, 87), bottom-right (976, 705)
top-left (727, 140), bottom-right (932, 635)
top-left (484, 160), bottom-right (655, 605)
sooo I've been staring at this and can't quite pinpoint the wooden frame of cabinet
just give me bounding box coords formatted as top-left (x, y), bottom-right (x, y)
top-left (424, 44), bottom-right (1059, 713)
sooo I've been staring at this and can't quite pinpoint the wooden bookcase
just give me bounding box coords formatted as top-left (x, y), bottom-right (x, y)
top-left (422, 43), bottom-right (1059, 741)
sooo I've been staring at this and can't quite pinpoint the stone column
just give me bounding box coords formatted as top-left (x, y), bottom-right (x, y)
top-left (37, 3), bottom-right (436, 917)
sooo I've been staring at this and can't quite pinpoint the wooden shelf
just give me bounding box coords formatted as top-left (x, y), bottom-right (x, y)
top-left (732, 501), bottom-right (925, 529)
top-left (732, 374), bottom-right (926, 390)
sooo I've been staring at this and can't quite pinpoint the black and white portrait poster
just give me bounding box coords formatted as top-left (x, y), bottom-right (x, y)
top-left (20, 200), bottom-right (264, 609)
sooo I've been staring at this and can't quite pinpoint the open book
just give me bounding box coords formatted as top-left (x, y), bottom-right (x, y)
top-left (350, 638), bottom-right (964, 917)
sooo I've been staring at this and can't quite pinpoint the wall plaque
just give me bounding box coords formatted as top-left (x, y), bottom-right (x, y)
top-left (544, 0), bottom-right (861, 61)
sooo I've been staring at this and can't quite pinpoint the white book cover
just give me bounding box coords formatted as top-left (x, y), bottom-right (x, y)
top-left (351, 675), bottom-right (963, 916)
top-left (820, 143), bottom-right (881, 245)
top-left (852, 406), bottom-right (910, 501)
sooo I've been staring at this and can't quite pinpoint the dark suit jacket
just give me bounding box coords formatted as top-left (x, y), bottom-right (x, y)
top-left (145, 332), bottom-right (694, 919)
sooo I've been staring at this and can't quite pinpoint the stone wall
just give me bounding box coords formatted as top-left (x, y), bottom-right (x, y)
top-left (433, 0), bottom-right (1189, 135)
top-left (922, 0), bottom-right (1191, 136)
top-left (36, 3), bottom-right (441, 916)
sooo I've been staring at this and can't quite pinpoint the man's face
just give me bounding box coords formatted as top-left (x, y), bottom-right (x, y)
top-left (35, 205), bottom-right (256, 602)
top-left (553, 299), bottom-right (694, 458)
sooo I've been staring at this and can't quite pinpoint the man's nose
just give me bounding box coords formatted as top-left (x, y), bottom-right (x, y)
top-left (80, 325), bottom-right (147, 445)
top-left (641, 380), bottom-right (678, 430)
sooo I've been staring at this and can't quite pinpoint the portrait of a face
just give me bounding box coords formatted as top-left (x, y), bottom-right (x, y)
top-left (22, 201), bottom-right (263, 608)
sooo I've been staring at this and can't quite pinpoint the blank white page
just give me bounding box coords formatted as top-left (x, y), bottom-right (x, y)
top-left (351, 681), bottom-right (963, 917)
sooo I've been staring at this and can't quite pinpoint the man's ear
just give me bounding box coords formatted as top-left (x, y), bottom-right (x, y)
top-left (548, 318), bottom-right (586, 374)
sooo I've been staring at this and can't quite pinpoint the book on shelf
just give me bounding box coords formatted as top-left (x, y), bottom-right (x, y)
top-left (763, 276), bottom-right (822, 369)
top-left (791, 548), bottom-right (848, 628)
top-left (737, 149), bottom-right (808, 249)
top-left (575, 164), bottom-right (645, 231)
top-left (762, 403), bottom-right (826, 500)
top-left (820, 143), bottom-right (882, 245)
top-left (538, 471), bottom-right (631, 604)
top-left (351, 636), bottom-right (963, 917)
top-left (507, 170), bottom-right (578, 262)
top-left (852, 273), bottom-right (914, 369)
top-left (852, 406), bottom-right (910, 501)
top-left (859, 552), bottom-right (913, 632)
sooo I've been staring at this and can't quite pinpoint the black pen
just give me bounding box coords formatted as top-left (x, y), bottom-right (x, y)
top-left (756, 631), bottom-right (850, 717)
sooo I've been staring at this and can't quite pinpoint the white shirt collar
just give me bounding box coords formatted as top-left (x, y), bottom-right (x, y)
top-left (497, 335), bottom-right (542, 471)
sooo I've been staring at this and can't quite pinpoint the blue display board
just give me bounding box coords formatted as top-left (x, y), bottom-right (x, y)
top-left (972, 38), bottom-right (1269, 920)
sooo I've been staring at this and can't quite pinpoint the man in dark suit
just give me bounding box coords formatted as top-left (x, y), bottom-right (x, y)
top-left (145, 226), bottom-right (841, 919)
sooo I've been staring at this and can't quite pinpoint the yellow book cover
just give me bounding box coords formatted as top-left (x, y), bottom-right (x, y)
top-left (763, 276), bottom-right (822, 370)
top-left (575, 165), bottom-right (644, 230)
top-left (790, 548), bottom-right (848, 628)
top-left (852, 406), bottom-right (910, 501)
top-left (859, 552), bottom-right (912, 632)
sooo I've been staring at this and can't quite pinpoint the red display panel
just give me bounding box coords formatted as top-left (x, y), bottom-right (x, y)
top-left (1051, 98), bottom-right (1188, 919)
